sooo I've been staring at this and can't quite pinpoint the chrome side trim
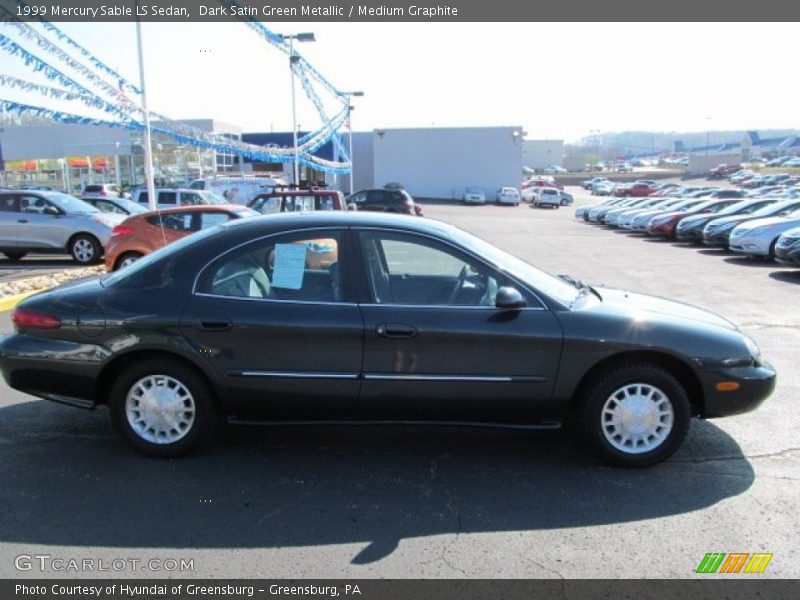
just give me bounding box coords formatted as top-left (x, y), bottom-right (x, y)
top-left (230, 370), bottom-right (359, 380)
top-left (227, 417), bottom-right (562, 431)
top-left (194, 292), bottom-right (357, 307)
top-left (363, 373), bottom-right (547, 383)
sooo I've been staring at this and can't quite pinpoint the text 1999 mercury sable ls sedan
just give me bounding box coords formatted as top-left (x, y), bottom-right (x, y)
top-left (0, 213), bottom-right (775, 466)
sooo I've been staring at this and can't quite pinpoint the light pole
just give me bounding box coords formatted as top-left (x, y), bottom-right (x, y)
top-left (279, 32), bottom-right (315, 187)
top-left (135, 8), bottom-right (157, 211)
top-left (705, 116), bottom-right (712, 157)
top-left (342, 91), bottom-right (364, 194)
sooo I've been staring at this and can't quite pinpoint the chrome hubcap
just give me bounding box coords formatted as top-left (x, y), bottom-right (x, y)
top-left (74, 239), bottom-right (94, 262)
top-left (120, 255), bottom-right (139, 268)
top-left (601, 383), bottom-right (673, 454)
top-left (125, 375), bottom-right (196, 444)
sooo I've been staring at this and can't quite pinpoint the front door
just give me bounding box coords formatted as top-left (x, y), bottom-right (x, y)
top-left (355, 229), bottom-right (563, 423)
top-left (180, 228), bottom-right (363, 420)
top-left (16, 194), bottom-right (67, 250)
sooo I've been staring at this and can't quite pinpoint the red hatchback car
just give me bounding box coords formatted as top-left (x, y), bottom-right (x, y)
top-left (104, 204), bottom-right (257, 271)
top-left (647, 199), bottom-right (740, 240)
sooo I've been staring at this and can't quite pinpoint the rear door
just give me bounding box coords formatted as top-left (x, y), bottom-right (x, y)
top-left (0, 195), bottom-right (20, 249)
top-left (180, 227), bottom-right (363, 419)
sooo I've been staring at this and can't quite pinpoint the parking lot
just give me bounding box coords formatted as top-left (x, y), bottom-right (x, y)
top-left (0, 188), bottom-right (798, 578)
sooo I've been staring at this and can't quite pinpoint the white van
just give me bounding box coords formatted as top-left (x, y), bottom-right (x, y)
top-left (189, 176), bottom-right (287, 206)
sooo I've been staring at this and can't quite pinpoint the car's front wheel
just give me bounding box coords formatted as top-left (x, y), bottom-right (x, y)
top-left (69, 234), bottom-right (101, 265)
top-left (579, 362), bottom-right (691, 467)
top-left (109, 359), bottom-right (218, 457)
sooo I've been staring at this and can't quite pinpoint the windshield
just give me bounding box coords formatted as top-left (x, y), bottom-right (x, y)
top-left (448, 227), bottom-right (578, 307)
top-left (48, 193), bottom-right (99, 214)
top-left (752, 200), bottom-right (794, 217)
top-left (713, 199), bottom-right (759, 216)
top-left (117, 199), bottom-right (149, 214)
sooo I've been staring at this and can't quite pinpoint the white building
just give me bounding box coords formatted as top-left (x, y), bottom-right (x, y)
top-left (371, 126), bottom-right (524, 200)
top-left (523, 139), bottom-right (565, 170)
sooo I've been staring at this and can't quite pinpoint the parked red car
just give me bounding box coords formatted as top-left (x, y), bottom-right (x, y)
top-left (614, 182), bottom-right (656, 197)
top-left (647, 199), bottom-right (741, 239)
top-left (709, 163), bottom-right (742, 178)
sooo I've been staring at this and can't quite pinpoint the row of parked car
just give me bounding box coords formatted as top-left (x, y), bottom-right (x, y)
top-left (574, 182), bottom-right (800, 266)
top-left (0, 185), bottom-right (425, 269)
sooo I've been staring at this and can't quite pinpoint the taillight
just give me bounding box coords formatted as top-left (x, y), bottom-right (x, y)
top-left (111, 225), bottom-right (133, 237)
top-left (12, 309), bottom-right (61, 330)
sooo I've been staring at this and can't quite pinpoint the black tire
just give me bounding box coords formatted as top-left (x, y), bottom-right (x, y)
top-left (69, 234), bottom-right (102, 265)
top-left (578, 361), bottom-right (691, 467)
top-left (115, 251), bottom-right (144, 271)
top-left (3, 251), bottom-right (27, 261)
top-left (768, 239), bottom-right (778, 260)
top-left (108, 358), bottom-right (219, 457)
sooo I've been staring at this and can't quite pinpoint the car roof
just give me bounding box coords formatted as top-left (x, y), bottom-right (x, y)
top-left (219, 210), bottom-right (452, 236)
top-left (255, 189), bottom-right (341, 197)
top-left (137, 204), bottom-right (243, 216)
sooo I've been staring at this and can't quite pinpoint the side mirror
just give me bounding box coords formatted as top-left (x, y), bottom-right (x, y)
top-left (43, 206), bottom-right (60, 216)
top-left (495, 286), bottom-right (526, 309)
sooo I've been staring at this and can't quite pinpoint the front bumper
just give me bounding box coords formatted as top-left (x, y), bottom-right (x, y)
top-left (698, 361), bottom-right (776, 418)
top-left (775, 242), bottom-right (800, 265)
top-left (702, 231), bottom-right (732, 247)
top-left (676, 227), bottom-right (704, 243)
top-left (729, 239), bottom-right (770, 256)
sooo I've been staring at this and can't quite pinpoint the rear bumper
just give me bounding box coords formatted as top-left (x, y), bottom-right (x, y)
top-left (697, 361), bottom-right (776, 418)
top-left (0, 333), bottom-right (106, 408)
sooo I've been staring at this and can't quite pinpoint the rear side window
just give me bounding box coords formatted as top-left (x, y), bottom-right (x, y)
top-left (189, 181), bottom-right (205, 190)
top-left (158, 192), bottom-right (177, 205)
top-left (180, 192), bottom-right (205, 206)
top-left (198, 230), bottom-right (343, 303)
top-left (147, 213), bottom-right (195, 231)
top-left (0, 196), bottom-right (18, 212)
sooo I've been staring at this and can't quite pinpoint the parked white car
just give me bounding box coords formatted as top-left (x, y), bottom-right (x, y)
top-left (543, 165), bottom-right (567, 174)
top-left (189, 176), bottom-right (286, 205)
top-left (463, 187), bottom-right (486, 205)
top-left (495, 187), bottom-right (520, 206)
top-left (728, 208), bottom-right (800, 258)
top-left (533, 187), bottom-right (562, 208)
top-left (132, 188), bottom-right (225, 209)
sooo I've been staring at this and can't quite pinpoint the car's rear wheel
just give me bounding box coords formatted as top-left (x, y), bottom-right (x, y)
top-left (109, 359), bottom-right (218, 457)
top-left (579, 362), bottom-right (691, 467)
top-left (69, 234), bottom-right (101, 265)
top-left (115, 251), bottom-right (143, 270)
top-left (3, 251), bottom-right (27, 261)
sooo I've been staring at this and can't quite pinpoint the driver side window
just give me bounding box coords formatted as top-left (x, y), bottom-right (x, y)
top-left (359, 231), bottom-right (501, 306)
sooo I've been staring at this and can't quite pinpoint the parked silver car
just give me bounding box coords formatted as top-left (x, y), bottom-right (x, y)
top-left (0, 191), bottom-right (124, 264)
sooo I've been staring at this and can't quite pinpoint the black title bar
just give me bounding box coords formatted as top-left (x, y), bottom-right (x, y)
top-left (2, 0), bottom-right (800, 21)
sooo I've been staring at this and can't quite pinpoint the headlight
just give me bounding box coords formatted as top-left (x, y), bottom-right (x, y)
top-left (650, 216), bottom-right (671, 226)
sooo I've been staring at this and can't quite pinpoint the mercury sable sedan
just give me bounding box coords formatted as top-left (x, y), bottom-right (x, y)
top-left (0, 213), bottom-right (775, 466)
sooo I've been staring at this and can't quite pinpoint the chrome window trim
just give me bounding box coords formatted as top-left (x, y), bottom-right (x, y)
top-left (191, 225), bottom-right (346, 297)
top-left (354, 226), bottom-right (553, 310)
top-left (194, 292), bottom-right (357, 307)
top-left (358, 302), bottom-right (546, 312)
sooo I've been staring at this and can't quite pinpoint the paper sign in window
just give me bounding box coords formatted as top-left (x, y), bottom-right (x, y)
top-left (272, 244), bottom-right (307, 289)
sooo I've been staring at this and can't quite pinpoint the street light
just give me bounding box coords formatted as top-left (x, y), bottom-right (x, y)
top-left (279, 32), bottom-right (316, 186)
top-left (342, 91), bottom-right (364, 194)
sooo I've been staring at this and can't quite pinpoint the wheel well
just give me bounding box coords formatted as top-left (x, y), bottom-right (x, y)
top-left (94, 350), bottom-right (219, 407)
top-left (66, 232), bottom-right (100, 251)
top-left (570, 351), bottom-right (705, 416)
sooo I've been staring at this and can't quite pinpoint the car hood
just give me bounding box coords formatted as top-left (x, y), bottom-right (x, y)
top-left (593, 287), bottom-right (738, 331)
top-left (733, 216), bottom-right (797, 232)
top-left (706, 214), bottom-right (759, 228)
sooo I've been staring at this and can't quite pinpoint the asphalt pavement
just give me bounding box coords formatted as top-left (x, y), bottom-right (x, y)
top-left (0, 188), bottom-right (797, 578)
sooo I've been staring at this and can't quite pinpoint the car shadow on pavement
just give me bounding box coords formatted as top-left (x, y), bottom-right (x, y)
top-left (769, 270), bottom-right (800, 284)
top-left (723, 257), bottom-right (782, 268)
top-left (0, 400), bottom-right (754, 565)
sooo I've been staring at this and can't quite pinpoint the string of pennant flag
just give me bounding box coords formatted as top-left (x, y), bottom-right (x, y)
top-left (0, 0), bottom-right (354, 173)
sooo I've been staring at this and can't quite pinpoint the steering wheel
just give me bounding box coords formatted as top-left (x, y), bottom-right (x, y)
top-left (447, 265), bottom-right (469, 305)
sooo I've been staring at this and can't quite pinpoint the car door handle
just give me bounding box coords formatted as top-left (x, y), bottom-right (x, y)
top-left (376, 323), bottom-right (417, 339)
top-left (195, 318), bottom-right (231, 332)
top-left (17, 219), bottom-right (28, 224)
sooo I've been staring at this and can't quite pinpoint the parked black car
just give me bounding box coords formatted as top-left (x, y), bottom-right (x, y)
top-left (674, 198), bottom-right (776, 243)
top-left (346, 188), bottom-right (423, 216)
top-left (0, 213), bottom-right (775, 466)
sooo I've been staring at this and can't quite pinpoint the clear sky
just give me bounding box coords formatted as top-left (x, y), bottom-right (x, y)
top-left (2, 21), bottom-right (799, 141)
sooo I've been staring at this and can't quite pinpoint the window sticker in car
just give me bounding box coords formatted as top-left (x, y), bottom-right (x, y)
top-left (272, 243), bottom-right (307, 290)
